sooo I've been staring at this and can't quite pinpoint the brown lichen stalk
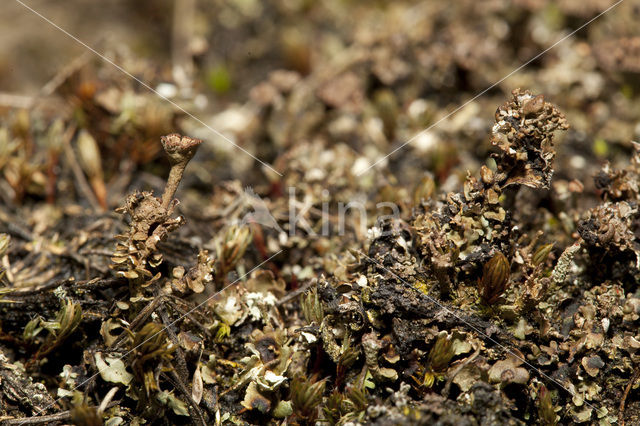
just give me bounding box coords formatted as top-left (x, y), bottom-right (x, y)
top-left (160, 133), bottom-right (203, 211)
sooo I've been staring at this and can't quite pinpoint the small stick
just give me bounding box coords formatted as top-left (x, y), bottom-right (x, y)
top-left (3, 278), bottom-right (124, 297)
top-left (158, 298), bottom-right (190, 382)
top-left (165, 297), bottom-right (213, 338)
top-left (1, 401), bottom-right (117, 425)
top-left (443, 346), bottom-right (481, 397)
top-left (39, 51), bottom-right (91, 99)
top-left (162, 370), bottom-right (207, 426)
top-left (619, 368), bottom-right (640, 426)
top-left (2, 411), bottom-right (71, 425)
top-left (113, 296), bottom-right (164, 349)
top-left (277, 280), bottom-right (314, 306)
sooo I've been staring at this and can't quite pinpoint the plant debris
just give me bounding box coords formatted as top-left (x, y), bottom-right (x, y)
top-left (2, 1), bottom-right (640, 425)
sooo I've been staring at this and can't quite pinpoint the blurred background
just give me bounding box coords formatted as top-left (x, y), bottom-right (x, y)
top-left (0, 0), bottom-right (639, 210)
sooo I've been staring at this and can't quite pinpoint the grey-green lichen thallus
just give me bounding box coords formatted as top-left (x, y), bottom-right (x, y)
top-left (160, 133), bottom-right (203, 211)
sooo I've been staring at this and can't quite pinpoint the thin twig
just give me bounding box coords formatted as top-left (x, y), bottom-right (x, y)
top-left (39, 51), bottom-right (92, 99)
top-left (619, 368), bottom-right (640, 426)
top-left (158, 298), bottom-right (190, 383)
top-left (3, 278), bottom-right (123, 297)
top-left (162, 370), bottom-right (207, 426)
top-left (166, 297), bottom-right (213, 339)
top-left (276, 280), bottom-right (314, 306)
top-left (443, 346), bottom-right (481, 397)
top-left (1, 401), bottom-right (117, 425)
top-left (113, 296), bottom-right (164, 349)
top-left (2, 411), bottom-right (71, 425)
top-left (0, 210), bottom-right (35, 241)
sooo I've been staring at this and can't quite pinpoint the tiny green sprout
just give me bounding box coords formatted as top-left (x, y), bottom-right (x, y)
top-left (33, 300), bottom-right (83, 359)
top-left (322, 390), bottom-right (346, 425)
top-left (290, 377), bottom-right (326, 422)
top-left (23, 316), bottom-right (44, 341)
top-left (532, 243), bottom-right (554, 266)
top-left (54, 299), bottom-right (83, 339)
top-left (479, 251), bottom-right (510, 305)
top-left (160, 133), bottom-right (203, 211)
top-left (128, 322), bottom-right (175, 396)
top-left (215, 322), bottom-right (231, 343)
top-left (301, 286), bottom-right (324, 325)
top-left (343, 387), bottom-right (367, 420)
top-left (337, 334), bottom-right (359, 370)
top-left (537, 385), bottom-right (558, 425)
top-left (424, 331), bottom-right (455, 387)
top-left (216, 225), bottom-right (252, 282)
